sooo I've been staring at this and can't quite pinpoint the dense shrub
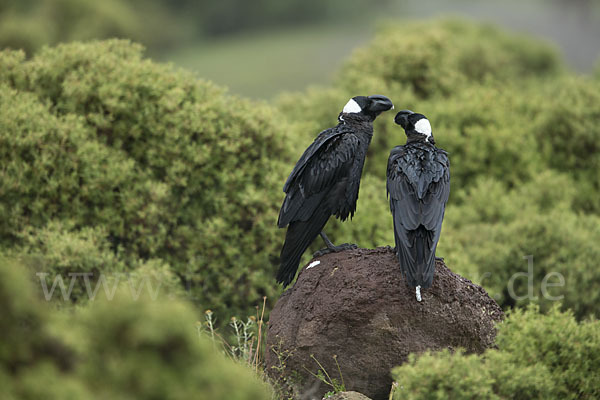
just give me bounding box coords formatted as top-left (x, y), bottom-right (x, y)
top-left (0, 260), bottom-right (271, 400)
top-left (0, 84), bottom-right (139, 244)
top-left (337, 19), bottom-right (561, 99)
top-left (532, 77), bottom-right (600, 213)
top-left (392, 306), bottom-right (600, 399)
top-left (0, 258), bottom-right (57, 372)
top-left (0, 40), bottom-right (299, 319)
top-left (392, 350), bottom-right (555, 400)
top-left (437, 172), bottom-right (600, 319)
top-left (74, 290), bottom-right (271, 400)
top-left (498, 306), bottom-right (600, 399)
top-left (8, 221), bottom-right (181, 304)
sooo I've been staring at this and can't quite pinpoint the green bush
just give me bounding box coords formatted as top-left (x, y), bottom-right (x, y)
top-left (8, 221), bottom-right (181, 304)
top-left (0, 40), bottom-right (299, 319)
top-left (0, 84), bottom-right (136, 240)
top-left (438, 173), bottom-right (600, 319)
top-left (0, 259), bottom-right (271, 400)
top-left (336, 19), bottom-right (561, 99)
top-left (393, 350), bottom-right (555, 400)
top-left (392, 306), bottom-right (600, 400)
top-left (532, 77), bottom-right (600, 213)
top-left (0, 258), bottom-right (57, 372)
top-left (498, 306), bottom-right (600, 399)
top-left (74, 290), bottom-right (271, 400)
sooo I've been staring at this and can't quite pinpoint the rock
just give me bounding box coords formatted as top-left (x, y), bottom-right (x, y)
top-left (266, 247), bottom-right (504, 400)
top-left (326, 391), bottom-right (372, 400)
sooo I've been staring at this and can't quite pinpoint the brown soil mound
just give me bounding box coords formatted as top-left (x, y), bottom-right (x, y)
top-left (266, 247), bottom-right (504, 400)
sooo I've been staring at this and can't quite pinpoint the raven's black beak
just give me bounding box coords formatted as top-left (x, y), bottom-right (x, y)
top-left (367, 95), bottom-right (394, 114)
top-left (394, 109), bottom-right (414, 129)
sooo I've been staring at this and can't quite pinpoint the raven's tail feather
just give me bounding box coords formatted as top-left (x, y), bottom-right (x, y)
top-left (277, 213), bottom-right (329, 287)
top-left (412, 226), bottom-right (435, 288)
top-left (396, 225), bottom-right (435, 289)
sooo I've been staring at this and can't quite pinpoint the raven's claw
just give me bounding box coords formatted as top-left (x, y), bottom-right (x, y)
top-left (313, 243), bottom-right (357, 258)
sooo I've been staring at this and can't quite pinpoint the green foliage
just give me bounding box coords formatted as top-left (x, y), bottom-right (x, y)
top-left (0, 83), bottom-right (138, 241)
top-left (532, 77), bottom-right (600, 213)
top-left (393, 350), bottom-right (555, 400)
top-left (9, 221), bottom-right (181, 304)
top-left (436, 172), bottom-right (600, 319)
top-left (445, 197), bottom-right (600, 318)
top-left (0, 259), bottom-right (271, 400)
top-left (15, 222), bottom-right (126, 302)
top-left (75, 291), bottom-right (270, 399)
top-left (0, 40), bottom-right (297, 319)
top-left (498, 306), bottom-right (600, 399)
top-left (336, 19), bottom-right (561, 99)
top-left (0, 258), bottom-right (52, 371)
top-left (392, 306), bottom-right (600, 400)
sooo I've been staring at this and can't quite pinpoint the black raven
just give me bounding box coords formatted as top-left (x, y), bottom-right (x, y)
top-left (277, 95), bottom-right (394, 287)
top-left (387, 110), bottom-right (450, 301)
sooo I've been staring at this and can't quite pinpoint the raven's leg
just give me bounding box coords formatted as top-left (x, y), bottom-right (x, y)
top-left (312, 232), bottom-right (357, 257)
top-left (320, 232), bottom-right (336, 249)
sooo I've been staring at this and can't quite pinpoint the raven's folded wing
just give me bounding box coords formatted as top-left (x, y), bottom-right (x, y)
top-left (278, 126), bottom-right (359, 228)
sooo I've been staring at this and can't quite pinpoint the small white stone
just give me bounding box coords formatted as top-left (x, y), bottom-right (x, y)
top-left (307, 260), bottom-right (321, 269)
top-left (416, 285), bottom-right (422, 302)
top-left (342, 98), bottom-right (362, 114)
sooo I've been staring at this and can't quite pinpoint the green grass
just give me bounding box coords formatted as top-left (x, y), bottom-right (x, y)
top-left (162, 23), bottom-right (374, 99)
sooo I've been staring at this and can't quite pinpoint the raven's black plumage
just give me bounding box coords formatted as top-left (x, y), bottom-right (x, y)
top-left (277, 95), bottom-right (394, 287)
top-left (387, 110), bottom-right (450, 296)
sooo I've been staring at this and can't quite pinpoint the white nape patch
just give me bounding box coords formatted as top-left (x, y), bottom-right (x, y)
top-left (414, 118), bottom-right (432, 138)
top-left (342, 98), bottom-right (362, 114)
top-left (307, 260), bottom-right (321, 269)
top-left (415, 285), bottom-right (422, 302)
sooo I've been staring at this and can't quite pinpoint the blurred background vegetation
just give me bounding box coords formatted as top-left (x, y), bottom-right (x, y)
top-left (1, 0), bottom-right (600, 399)
top-left (2, 0), bottom-right (600, 97)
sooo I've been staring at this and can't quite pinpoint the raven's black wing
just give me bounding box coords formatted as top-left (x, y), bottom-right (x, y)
top-left (277, 125), bottom-right (359, 228)
top-left (282, 126), bottom-right (342, 193)
top-left (387, 145), bottom-right (450, 288)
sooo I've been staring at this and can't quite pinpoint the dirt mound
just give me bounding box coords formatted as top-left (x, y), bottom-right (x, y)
top-left (266, 247), bottom-right (504, 400)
